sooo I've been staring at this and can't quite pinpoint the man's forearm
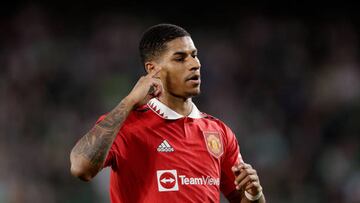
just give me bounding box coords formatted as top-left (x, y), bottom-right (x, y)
top-left (70, 97), bottom-right (134, 179)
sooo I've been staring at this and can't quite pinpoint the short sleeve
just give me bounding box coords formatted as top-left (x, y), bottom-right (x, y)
top-left (220, 125), bottom-right (244, 196)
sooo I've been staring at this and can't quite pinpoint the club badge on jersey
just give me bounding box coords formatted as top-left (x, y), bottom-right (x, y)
top-left (203, 131), bottom-right (223, 158)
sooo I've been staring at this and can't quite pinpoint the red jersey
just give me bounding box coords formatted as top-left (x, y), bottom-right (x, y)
top-left (98, 98), bottom-right (243, 203)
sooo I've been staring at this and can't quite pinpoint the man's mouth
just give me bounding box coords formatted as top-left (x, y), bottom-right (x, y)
top-left (186, 74), bottom-right (201, 86)
top-left (186, 75), bottom-right (201, 81)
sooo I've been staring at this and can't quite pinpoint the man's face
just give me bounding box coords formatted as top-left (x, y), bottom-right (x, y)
top-left (155, 36), bottom-right (201, 99)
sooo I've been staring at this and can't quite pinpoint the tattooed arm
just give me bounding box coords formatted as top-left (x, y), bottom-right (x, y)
top-left (70, 98), bottom-right (133, 181)
top-left (70, 69), bottom-right (163, 181)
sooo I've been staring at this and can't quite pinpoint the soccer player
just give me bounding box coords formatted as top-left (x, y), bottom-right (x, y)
top-left (70, 24), bottom-right (265, 203)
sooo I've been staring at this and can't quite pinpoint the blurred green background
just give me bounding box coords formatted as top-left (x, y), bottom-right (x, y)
top-left (0, 1), bottom-right (359, 203)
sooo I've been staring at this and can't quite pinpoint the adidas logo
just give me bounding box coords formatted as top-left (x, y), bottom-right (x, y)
top-left (157, 140), bottom-right (174, 152)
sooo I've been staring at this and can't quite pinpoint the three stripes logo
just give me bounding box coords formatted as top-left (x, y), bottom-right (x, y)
top-left (157, 140), bottom-right (174, 152)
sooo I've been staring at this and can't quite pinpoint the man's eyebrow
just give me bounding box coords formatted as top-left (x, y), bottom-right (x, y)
top-left (173, 51), bottom-right (187, 56)
top-left (173, 49), bottom-right (198, 56)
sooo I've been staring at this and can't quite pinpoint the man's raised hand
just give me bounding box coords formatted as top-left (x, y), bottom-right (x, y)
top-left (126, 69), bottom-right (163, 107)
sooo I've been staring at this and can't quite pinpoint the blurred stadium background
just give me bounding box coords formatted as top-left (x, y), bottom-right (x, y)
top-left (0, 1), bottom-right (359, 203)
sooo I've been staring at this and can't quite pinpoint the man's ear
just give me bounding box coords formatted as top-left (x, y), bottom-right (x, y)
top-left (145, 62), bottom-right (159, 74)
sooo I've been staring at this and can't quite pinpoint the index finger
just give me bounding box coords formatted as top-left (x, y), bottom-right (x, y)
top-left (147, 69), bottom-right (162, 78)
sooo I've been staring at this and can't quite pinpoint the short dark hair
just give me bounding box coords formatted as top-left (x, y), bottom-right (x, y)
top-left (139, 23), bottom-right (190, 64)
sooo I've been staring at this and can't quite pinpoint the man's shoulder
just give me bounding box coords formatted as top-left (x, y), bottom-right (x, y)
top-left (201, 112), bottom-right (220, 121)
top-left (127, 104), bottom-right (154, 120)
top-left (200, 112), bottom-right (228, 126)
top-left (200, 112), bottom-right (235, 132)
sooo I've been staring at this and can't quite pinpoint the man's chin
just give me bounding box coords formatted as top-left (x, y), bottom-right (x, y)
top-left (170, 88), bottom-right (201, 99)
top-left (186, 89), bottom-right (201, 97)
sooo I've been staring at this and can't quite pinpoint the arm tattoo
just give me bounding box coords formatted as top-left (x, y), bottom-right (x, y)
top-left (72, 100), bottom-right (131, 167)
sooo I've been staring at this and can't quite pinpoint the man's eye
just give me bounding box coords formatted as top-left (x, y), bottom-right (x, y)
top-left (192, 54), bottom-right (198, 58)
top-left (175, 58), bottom-right (185, 62)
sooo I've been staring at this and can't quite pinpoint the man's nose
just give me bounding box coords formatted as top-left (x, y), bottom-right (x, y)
top-left (189, 57), bottom-right (201, 71)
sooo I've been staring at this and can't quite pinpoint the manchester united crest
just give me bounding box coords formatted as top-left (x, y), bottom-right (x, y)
top-left (203, 131), bottom-right (223, 158)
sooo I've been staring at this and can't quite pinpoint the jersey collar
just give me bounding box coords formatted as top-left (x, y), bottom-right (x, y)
top-left (147, 98), bottom-right (202, 120)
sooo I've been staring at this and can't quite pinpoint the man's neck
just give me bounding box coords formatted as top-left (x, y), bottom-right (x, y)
top-left (158, 93), bottom-right (193, 117)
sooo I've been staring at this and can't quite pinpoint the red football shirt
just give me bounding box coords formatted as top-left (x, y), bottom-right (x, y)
top-left (98, 98), bottom-right (244, 203)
